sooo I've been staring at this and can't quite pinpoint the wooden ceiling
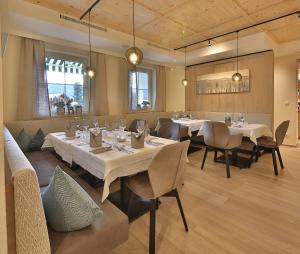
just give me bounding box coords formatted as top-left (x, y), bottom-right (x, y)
top-left (25, 0), bottom-right (300, 50)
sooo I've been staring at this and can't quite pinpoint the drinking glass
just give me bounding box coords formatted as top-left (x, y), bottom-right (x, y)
top-left (136, 120), bottom-right (145, 135)
top-left (81, 118), bottom-right (89, 139)
top-left (239, 113), bottom-right (245, 126)
top-left (93, 118), bottom-right (99, 128)
top-left (144, 123), bottom-right (150, 142)
top-left (74, 117), bottom-right (81, 131)
top-left (119, 118), bottom-right (127, 132)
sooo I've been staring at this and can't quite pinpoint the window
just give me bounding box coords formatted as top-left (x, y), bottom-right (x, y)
top-left (128, 68), bottom-right (154, 111)
top-left (45, 52), bottom-right (89, 116)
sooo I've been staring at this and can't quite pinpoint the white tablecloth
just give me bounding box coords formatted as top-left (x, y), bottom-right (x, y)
top-left (42, 132), bottom-right (177, 201)
top-left (198, 123), bottom-right (272, 145)
top-left (173, 119), bottom-right (208, 136)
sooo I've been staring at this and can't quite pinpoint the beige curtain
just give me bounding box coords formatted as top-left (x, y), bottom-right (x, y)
top-left (155, 65), bottom-right (166, 112)
top-left (90, 52), bottom-right (108, 115)
top-left (17, 38), bottom-right (49, 120)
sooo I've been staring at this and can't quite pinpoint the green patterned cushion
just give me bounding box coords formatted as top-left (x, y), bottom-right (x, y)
top-left (16, 128), bottom-right (31, 153)
top-left (42, 166), bottom-right (102, 232)
top-left (29, 128), bottom-right (45, 151)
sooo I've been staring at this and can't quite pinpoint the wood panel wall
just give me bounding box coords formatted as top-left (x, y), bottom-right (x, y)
top-left (185, 51), bottom-right (274, 114)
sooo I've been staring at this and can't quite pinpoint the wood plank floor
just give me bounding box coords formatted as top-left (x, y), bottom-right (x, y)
top-left (112, 146), bottom-right (300, 254)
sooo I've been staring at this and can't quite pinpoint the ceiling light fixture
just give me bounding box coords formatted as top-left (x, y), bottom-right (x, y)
top-left (182, 47), bottom-right (188, 87)
top-left (85, 11), bottom-right (95, 79)
top-left (125, 0), bottom-right (143, 65)
top-left (232, 31), bottom-right (242, 82)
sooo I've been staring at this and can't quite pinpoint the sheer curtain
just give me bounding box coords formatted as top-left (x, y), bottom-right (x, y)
top-left (119, 58), bottom-right (133, 114)
top-left (17, 37), bottom-right (50, 120)
top-left (90, 52), bottom-right (108, 115)
top-left (154, 65), bottom-right (166, 112)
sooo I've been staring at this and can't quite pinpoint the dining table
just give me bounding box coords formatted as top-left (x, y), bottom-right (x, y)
top-left (172, 118), bottom-right (208, 136)
top-left (42, 131), bottom-right (177, 202)
top-left (197, 122), bottom-right (272, 145)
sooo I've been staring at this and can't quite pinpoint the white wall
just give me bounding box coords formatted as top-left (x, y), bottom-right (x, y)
top-left (274, 54), bottom-right (299, 146)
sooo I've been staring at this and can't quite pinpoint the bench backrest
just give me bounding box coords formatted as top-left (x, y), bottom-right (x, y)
top-left (4, 127), bottom-right (51, 254)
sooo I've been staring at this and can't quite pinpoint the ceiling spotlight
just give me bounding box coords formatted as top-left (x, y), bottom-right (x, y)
top-left (208, 39), bottom-right (216, 47)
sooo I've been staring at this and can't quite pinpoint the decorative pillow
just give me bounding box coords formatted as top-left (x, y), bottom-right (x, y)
top-left (29, 128), bottom-right (45, 151)
top-left (42, 166), bottom-right (102, 232)
top-left (16, 128), bottom-right (31, 153)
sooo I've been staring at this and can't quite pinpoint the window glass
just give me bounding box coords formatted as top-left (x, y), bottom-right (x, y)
top-left (45, 53), bottom-right (89, 116)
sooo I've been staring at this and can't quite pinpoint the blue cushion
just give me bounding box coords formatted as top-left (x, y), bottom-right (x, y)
top-left (16, 128), bottom-right (31, 153)
top-left (42, 166), bottom-right (102, 232)
top-left (29, 128), bottom-right (45, 151)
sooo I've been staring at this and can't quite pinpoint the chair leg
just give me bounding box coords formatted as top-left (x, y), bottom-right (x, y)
top-left (271, 149), bottom-right (278, 176)
top-left (214, 150), bottom-right (218, 162)
top-left (276, 147), bottom-right (284, 169)
top-left (155, 198), bottom-right (159, 210)
top-left (224, 150), bottom-right (231, 178)
top-left (174, 189), bottom-right (188, 232)
top-left (149, 199), bottom-right (156, 254)
top-left (201, 147), bottom-right (208, 170)
top-left (255, 147), bottom-right (260, 162)
top-left (248, 146), bottom-right (256, 168)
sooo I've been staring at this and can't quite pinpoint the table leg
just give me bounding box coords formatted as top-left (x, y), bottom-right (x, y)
top-left (120, 177), bottom-right (126, 211)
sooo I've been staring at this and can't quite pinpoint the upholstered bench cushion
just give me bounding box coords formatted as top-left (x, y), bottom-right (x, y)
top-left (49, 196), bottom-right (129, 254)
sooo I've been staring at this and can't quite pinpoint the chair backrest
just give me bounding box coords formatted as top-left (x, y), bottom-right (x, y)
top-left (158, 117), bottom-right (172, 125)
top-left (128, 119), bottom-right (147, 133)
top-left (203, 121), bottom-right (230, 149)
top-left (275, 120), bottom-right (290, 146)
top-left (157, 122), bottom-right (180, 140)
top-left (148, 140), bottom-right (190, 198)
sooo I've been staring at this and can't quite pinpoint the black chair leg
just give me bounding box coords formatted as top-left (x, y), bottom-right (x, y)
top-left (255, 147), bottom-right (260, 162)
top-left (214, 150), bottom-right (218, 162)
top-left (248, 146), bottom-right (256, 168)
top-left (155, 198), bottom-right (159, 210)
top-left (149, 199), bottom-right (156, 254)
top-left (224, 150), bottom-right (231, 178)
top-left (276, 147), bottom-right (284, 169)
top-left (174, 189), bottom-right (189, 232)
top-left (271, 149), bottom-right (278, 176)
top-left (201, 147), bottom-right (208, 170)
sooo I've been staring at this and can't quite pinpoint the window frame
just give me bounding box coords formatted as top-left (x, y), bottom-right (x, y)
top-left (128, 67), bottom-right (154, 112)
top-left (45, 49), bottom-right (90, 117)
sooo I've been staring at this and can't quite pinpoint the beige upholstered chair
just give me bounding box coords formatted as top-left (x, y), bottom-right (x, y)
top-left (157, 122), bottom-right (181, 140)
top-left (201, 121), bottom-right (243, 178)
top-left (126, 140), bottom-right (190, 254)
top-left (155, 117), bottom-right (189, 140)
top-left (256, 120), bottom-right (289, 175)
top-left (128, 119), bottom-right (147, 133)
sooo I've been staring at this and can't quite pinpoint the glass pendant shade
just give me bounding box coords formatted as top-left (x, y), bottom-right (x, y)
top-left (232, 72), bottom-right (242, 82)
top-left (182, 79), bottom-right (188, 87)
top-left (232, 32), bottom-right (242, 82)
top-left (85, 66), bottom-right (95, 79)
top-left (125, 46), bottom-right (143, 65)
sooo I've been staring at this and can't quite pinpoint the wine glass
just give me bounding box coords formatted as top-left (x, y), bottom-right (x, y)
top-left (74, 117), bottom-right (81, 131)
top-left (144, 123), bottom-right (150, 142)
top-left (93, 118), bottom-right (99, 128)
top-left (119, 118), bottom-right (126, 132)
top-left (136, 120), bottom-right (145, 135)
top-left (239, 113), bottom-right (245, 126)
top-left (81, 118), bottom-right (89, 139)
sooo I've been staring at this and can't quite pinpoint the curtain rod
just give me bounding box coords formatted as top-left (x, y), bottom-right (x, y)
top-left (187, 50), bottom-right (273, 68)
top-left (175, 10), bottom-right (300, 50)
top-left (80, 0), bottom-right (101, 20)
